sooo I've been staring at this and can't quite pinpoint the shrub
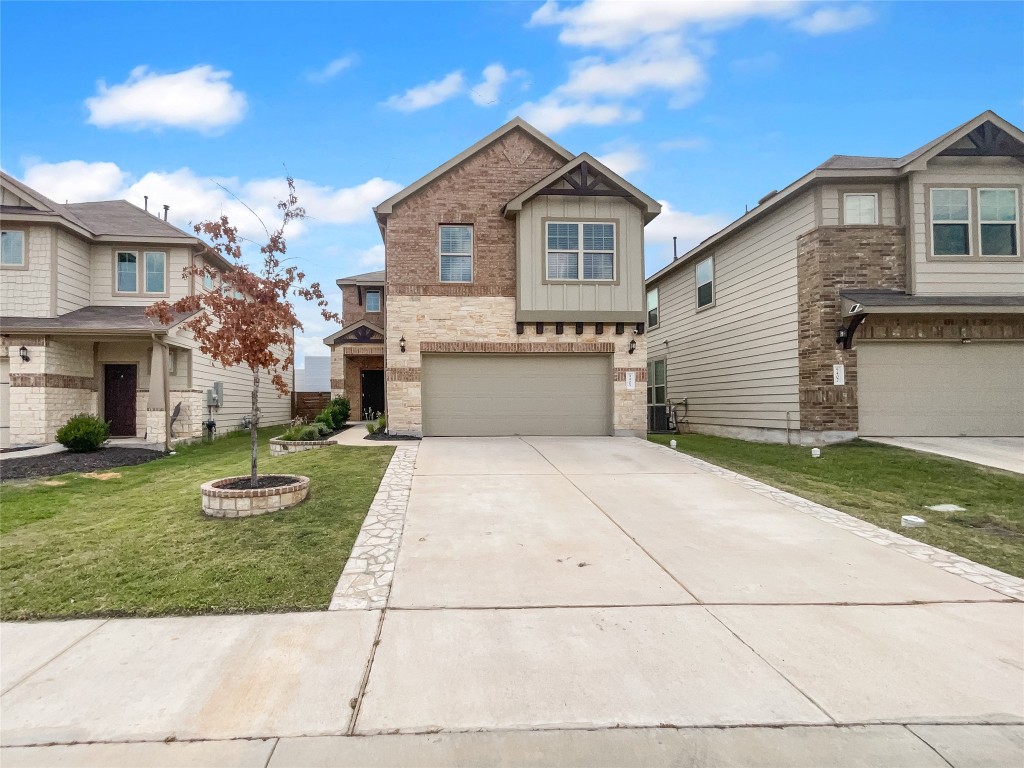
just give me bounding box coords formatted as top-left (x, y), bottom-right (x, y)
top-left (314, 422), bottom-right (333, 437)
top-left (56, 413), bottom-right (110, 453)
top-left (278, 425), bottom-right (321, 442)
top-left (366, 414), bottom-right (387, 435)
top-left (316, 396), bottom-right (351, 431)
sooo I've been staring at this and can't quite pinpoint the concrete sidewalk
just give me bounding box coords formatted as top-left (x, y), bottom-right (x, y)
top-left (864, 436), bottom-right (1024, 474)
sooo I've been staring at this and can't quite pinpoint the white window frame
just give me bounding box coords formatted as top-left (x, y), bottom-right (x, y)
top-left (647, 287), bottom-right (659, 328)
top-left (1, 229), bottom-right (26, 268)
top-left (930, 188), bottom-right (972, 257)
top-left (545, 221), bottom-right (616, 282)
top-left (439, 225), bottom-right (473, 284)
top-left (365, 289), bottom-right (382, 313)
top-left (115, 251), bottom-right (139, 293)
top-left (143, 251), bottom-right (167, 294)
top-left (843, 192), bottom-right (878, 225)
top-left (978, 187), bottom-right (1019, 257)
top-left (695, 255), bottom-right (715, 310)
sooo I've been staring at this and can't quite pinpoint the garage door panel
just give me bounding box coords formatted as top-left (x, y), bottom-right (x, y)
top-left (422, 354), bottom-right (612, 437)
top-left (859, 343), bottom-right (1024, 437)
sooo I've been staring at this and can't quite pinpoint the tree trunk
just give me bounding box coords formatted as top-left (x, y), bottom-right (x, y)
top-left (251, 369), bottom-right (259, 489)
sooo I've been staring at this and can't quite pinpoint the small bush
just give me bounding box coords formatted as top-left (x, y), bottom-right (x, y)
top-left (56, 413), bottom-right (110, 453)
top-left (316, 396), bottom-right (351, 431)
top-left (366, 414), bottom-right (387, 435)
top-left (314, 422), bottom-right (333, 437)
top-left (278, 425), bottom-right (321, 442)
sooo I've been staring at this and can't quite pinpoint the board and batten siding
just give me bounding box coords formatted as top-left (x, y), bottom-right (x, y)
top-left (56, 230), bottom-right (91, 315)
top-left (647, 191), bottom-right (815, 437)
top-left (910, 157), bottom-right (1024, 296)
top-left (516, 195), bottom-right (645, 322)
top-left (90, 244), bottom-right (193, 305)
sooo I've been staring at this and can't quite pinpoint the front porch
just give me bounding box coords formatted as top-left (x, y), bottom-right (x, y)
top-left (326, 319), bottom-right (386, 420)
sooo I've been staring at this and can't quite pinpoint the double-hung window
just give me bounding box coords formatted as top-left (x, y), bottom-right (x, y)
top-left (696, 256), bottom-right (714, 309)
top-left (843, 193), bottom-right (878, 225)
top-left (1, 230), bottom-right (25, 267)
top-left (931, 189), bottom-right (971, 256)
top-left (365, 290), bottom-right (382, 312)
top-left (144, 251), bottom-right (166, 293)
top-left (647, 288), bottom-right (659, 328)
top-left (116, 251), bottom-right (138, 292)
top-left (439, 225), bottom-right (473, 283)
top-left (979, 188), bottom-right (1018, 256)
top-left (546, 221), bottom-right (615, 281)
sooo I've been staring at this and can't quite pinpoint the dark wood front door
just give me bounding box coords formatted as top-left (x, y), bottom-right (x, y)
top-left (360, 370), bottom-right (385, 419)
top-left (104, 364), bottom-right (138, 437)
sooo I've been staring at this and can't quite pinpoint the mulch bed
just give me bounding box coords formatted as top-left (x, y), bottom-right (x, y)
top-left (364, 433), bottom-right (421, 441)
top-left (0, 448), bottom-right (165, 481)
top-left (217, 475), bottom-right (300, 491)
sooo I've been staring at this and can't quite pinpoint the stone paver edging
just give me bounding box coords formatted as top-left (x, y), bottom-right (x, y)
top-left (637, 438), bottom-right (1024, 601)
top-left (330, 444), bottom-right (418, 610)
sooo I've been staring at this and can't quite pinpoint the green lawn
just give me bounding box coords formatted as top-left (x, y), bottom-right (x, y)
top-left (0, 429), bottom-right (394, 620)
top-left (649, 433), bottom-right (1024, 578)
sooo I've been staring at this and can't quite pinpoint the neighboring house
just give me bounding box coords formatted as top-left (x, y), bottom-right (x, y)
top-left (324, 118), bottom-right (659, 436)
top-left (295, 355), bottom-right (330, 392)
top-left (0, 172), bottom-right (292, 449)
top-left (646, 111), bottom-right (1024, 444)
top-left (323, 269), bottom-right (386, 420)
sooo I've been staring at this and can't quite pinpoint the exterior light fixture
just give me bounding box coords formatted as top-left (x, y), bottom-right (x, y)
top-left (628, 339), bottom-right (636, 355)
top-left (18, 345), bottom-right (29, 362)
top-left (835, 327), bottom-right (848, 345)
top-left (399, 336), bottom-right (406, 353)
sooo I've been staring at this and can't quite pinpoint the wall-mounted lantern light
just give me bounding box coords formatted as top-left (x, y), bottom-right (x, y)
top-left (835, 327), bottom-right (848, 345)
top-left (628, 339), bottom-right (636, 355)
top-left (399, 336), bottom-right (407, 353)
top-left (18, 345), bottom-right (30, 362)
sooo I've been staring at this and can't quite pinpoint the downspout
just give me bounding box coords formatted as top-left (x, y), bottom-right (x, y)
top-left (151, 333), bottom-right (172, 452)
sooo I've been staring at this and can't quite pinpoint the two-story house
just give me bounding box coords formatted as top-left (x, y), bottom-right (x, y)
top-left (646, 111), bottom-right (1024, 445)
top-left (0, 172), bottom-right (292, 449)
top-left (324, 118), bottom-right (659, 437)
top-left (323, 269), bottom-right (386, 419)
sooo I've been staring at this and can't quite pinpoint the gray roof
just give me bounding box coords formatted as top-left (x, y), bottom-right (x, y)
top-left (63, 200), bottom-right (198, 240)
top-left (336, 269), bottom-right (385, 285)
top-left (841, 289), bottom-right (1024, 309)
top-left (816, 155), bottom-right (900, 170)
top-left (0, 305), bottom-right (197, 334)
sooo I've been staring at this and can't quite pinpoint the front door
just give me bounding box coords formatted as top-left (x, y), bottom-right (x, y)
top-left (360, 369), bottom-right (385, 419)
top-left (104, 364), bottom-right (138, 437)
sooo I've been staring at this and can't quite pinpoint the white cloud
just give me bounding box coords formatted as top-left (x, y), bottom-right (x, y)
top-left (85, 65), bottom-right (247, 132)
top-left (23, 160), bottom-right (130, 203)
top-left (644, 201), bottom-right (731, 270)
top-left (470, 64), bottom-right (509, 106)
top-left (356, 244), bottom-right (385, 270)
top-left (307, 55), bottom-right (357, 83)
top-left (516, 96), bottom-right (641, 133)
top-left (792, 5), bottom-right (874, 35)
top-left (595, 145), bottom-right (645, 176)
top-left (383, 71), bottom-right (466, 112)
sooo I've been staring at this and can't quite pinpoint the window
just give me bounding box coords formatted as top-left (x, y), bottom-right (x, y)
top-left (696, 256), bottom-right (714, 308)
top-left (931, 189), bottom-right (971, 256)
top-left (647, 359), bottom-right (668, 430)
top-left (546, 221), bottom-right (616, 281)
top-left (144, 251), bottom-right (166, 293)
top-left (439, 225), bottom-right (473, 283)
top-left (844, 193), bottom-right (878, 225)
top-left (167, 349), bottom-right (177, 376)
top-left (647, 288), bottom-right (659, 328)
top-left (1, 230), bottom-right (25, 266)
top-left (116, 251), bottom-right (138, 292)
top-left (979, 188), bottom-right (1018, 256)
top-left (203, 271), bottom-right (215, 291)
top-left (365, 290), bottom-right (382, 312)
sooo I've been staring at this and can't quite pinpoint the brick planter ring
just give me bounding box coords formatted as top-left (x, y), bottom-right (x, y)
top-left (201, 475), bottom-right (310, 518)
top-left (269, 438), bottom-right (332, 456)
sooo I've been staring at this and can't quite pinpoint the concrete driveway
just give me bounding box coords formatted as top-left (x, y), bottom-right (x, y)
top-left (2, 436), bottom-right (1022, 766)
top-left (864, 436), bottom-right (1024, 474)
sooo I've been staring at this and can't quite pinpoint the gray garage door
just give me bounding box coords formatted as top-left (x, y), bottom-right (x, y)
top-left (421, 354), bottom-right (612, 437)
top-left (0, 356), bottom-right (9, 450)
top-left (858, 342), bottom-right (1024, 437)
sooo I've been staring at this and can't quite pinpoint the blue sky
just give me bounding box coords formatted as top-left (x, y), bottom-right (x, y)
top-left (2, 1), bottom-right (1022, 363)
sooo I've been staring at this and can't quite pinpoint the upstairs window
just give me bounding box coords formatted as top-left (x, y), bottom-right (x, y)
top-left (931, 189), bottom-right (971, 256)
top-left (979, 188), bottom-right (1018, 256)
top-left (1, 230), bottom-right (25, 267)
top-left (144, 251), bottom-right (166, 293)
top-left (647, 288), bottom-right (659, 328)
top-left (365, 290), bottom-right (382, 312)
top-left (203, 271), bottom-right (215, 291)
top-left (696, 256), bottom-right (715, 309)
top-left (545, 221), bottom-right (616, 281)
top-left (844, 193), bottom-right (878, 225)
top-left (116, 251), bottom-right (138, 292)
top-left (440, 225), bottom-right (473, 283)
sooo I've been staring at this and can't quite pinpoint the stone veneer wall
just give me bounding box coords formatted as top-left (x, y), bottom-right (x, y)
top-left (330, 344), bottom-right (385, 403)
top-left (796, 226), bottom-right (906, 436)
top-left (386, 295), bottom-right (646, 437)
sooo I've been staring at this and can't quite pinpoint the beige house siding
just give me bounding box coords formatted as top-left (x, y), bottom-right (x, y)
top-left (516, 195), bottom-right (646, 321)
top-left (1, 225), bottom-right (54, 317)
top-left (1, 188), bottom-right (35, 207)
top-left (89, 244), bottom-right (192, 305)
top-left (910, 157), bottom-right (1024, 295)
top-left (820, 184), bottom-right (899, 226)
top-left (647, 191), bottom-right (814, 439)
top-left (56, 230), bottom-right (92, 315)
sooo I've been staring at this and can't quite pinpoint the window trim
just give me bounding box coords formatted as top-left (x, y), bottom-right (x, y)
top-left (112, 248), bottom-right (170, 296)
top-left (0, 228), bottom-right (27, 270)
top-left (695, 255), bottom-right (715, 311)
top-left (365, 289), bottom-right (382, 313)
top-left (924, 184), bottom-right (1024, 263)
top-left (978, 187), bottom-right (1019, 257)
top-left (114, 250), bottom-right (140, 294)
top-left (842, 192), bottom-right (879, 226)
top-left (929, 187), bottom-right (972, 258)
top-left (143, 250), bottom-right (168, 294)
top-left (542, 218), bottom-right (621, 284)
top-left (646, 287), bottom-right (659, 329)
top-left (438, 224), bottom-right (473, 284)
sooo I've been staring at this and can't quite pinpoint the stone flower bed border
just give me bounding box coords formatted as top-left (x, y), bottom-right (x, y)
top-left (269, 437), bottom-right (333, 456)
top-left (201, 475), bottom-right (310, 518)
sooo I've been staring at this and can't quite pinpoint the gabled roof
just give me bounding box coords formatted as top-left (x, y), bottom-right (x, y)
top-left (0, 305), bottom-right (197, 335)
top-left (64, 200), bottom-right (200, 241)
top-left (336, 269), bottom-right (385, 287)
top-left (503, 153), bottom-right (661, 223)
top-left (373, 117), bottom-right (574, 221)
top-left (322, 318), bottom-right (385, 346)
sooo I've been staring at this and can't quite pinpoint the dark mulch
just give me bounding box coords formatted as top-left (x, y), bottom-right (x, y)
top-left (364, 432), bottom-right (421, 441)
top-left (217, 475), bottom-right (301, 491)
top-left (1, 447), bottom-right (165, 481)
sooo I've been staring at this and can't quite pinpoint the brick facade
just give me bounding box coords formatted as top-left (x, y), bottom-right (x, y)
top-left (341, 283), bottom-right (386, 328)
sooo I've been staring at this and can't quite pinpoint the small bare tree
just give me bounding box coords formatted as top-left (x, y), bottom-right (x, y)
top-left (147, 180), bottom-right (339, 487)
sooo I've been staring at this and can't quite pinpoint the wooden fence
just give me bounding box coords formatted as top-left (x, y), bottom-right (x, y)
top-left (292, 391), bottom-right (331, 421)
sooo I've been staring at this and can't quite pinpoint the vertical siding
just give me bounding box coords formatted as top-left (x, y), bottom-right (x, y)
top-left (90, 245), bottom-right (192, 305)
top-left (56, 231), bottom-right (91, 315)
top-left (647, 191), bottom-right (815, 433)
top-left (517, 195), bottom-right (645, 317)
top-left (820, 184), bottom-right (898, 226)
top-left (910, 157), bottom-right (1024, 295)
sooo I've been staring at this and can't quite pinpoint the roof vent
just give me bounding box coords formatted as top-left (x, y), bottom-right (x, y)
top-left (757, 190), bottom-right (779, 206)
